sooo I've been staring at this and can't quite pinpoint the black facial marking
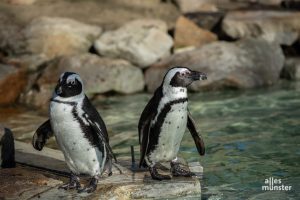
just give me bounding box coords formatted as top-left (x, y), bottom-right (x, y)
top-left (168, 68), bottom-right (206, 88)
top-left (169, 122), bottom-right (171, 125)
top-left (177, 126), bottom-right (179, 129)
top-left (93, 159), bottom-right (96, 162)
top-left (55, 72), bottom-right (82, 98)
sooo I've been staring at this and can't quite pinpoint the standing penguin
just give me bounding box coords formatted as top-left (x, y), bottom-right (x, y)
top-left (138, 67), bottom-right (207, 180)
top-left (32, 72), bottom-right (116, 193)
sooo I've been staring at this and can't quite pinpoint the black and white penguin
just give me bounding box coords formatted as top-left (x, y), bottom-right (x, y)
top-left (32, 72), bottom-right (116, 193)
top-left (138, 67), bottom-right (207, 180)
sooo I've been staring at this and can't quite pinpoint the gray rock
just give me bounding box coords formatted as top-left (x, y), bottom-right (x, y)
top-left (281, 57), bottom-right (300, 80)
top-left (175, 0), bottom-right (219, 13)
top-left (94, 19), bottom-right (173, 68)
top-left (222, 11), bottom-right (300, 45)
top-left (24, 17), bottom-right (102, 60)
top-left (0, 13), bottom-right (26, 56)
top-left (21, 54), bottom-right (144, 108)
top-left (145, 38), bottom-right (284, 92)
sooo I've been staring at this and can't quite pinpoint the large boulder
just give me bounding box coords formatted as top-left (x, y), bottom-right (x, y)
top-left (24, 17), bottom-right (102, 60)
top-left (94, 19), bottom-right (173, 68)
top-left (0, 64), bottom-right (27, 105)
top-left (174, 16), bottom-right (217, 48)
top-left (0, 13), bottom-right (26, 56)
top-left (145, 38), bottom-right (284, 92)
top-left (21, 54), bottom-right (144, 108)
top-left (175, 0), bottom-right (218, 13)
top-left (222, 11), bottom-right (300, 45)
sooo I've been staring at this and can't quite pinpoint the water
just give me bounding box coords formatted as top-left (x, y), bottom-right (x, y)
top-left (1, 81), bottom-right (299, 199)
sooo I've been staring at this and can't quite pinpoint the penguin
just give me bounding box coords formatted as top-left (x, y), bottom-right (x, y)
top-left (32, 72), bottom-right (116, 193)
top-left (138, 67), bottom-right (207, 180)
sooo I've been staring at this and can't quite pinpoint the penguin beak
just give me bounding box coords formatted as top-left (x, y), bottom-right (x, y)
top-left (190, 71), bottom-right (207, 81)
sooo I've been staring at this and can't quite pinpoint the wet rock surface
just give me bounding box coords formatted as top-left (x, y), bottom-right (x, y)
top-left (146, 38), bottom-right (285, 92)
top-left (94, 19), bottom-right (173, 68)
top-left (0, 141), bottom-right (203, 199)
top-left (281, 57), bottom-right (300, 80)
top-left (0, 166), bottom-right (63, 199)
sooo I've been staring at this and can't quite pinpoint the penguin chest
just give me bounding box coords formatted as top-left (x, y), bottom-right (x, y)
top-left (150, 102), bottom-right (188, 162)
top-left (50, 102), bottom-right (103, 176)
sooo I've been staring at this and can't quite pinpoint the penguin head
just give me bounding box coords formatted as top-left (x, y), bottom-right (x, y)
top-left (163, 67), bottom-right (207, 88)
top-left (55, 72), bottom-right (84, 98)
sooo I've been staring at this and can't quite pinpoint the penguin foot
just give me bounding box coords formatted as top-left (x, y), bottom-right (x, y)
top-left (77, 176), bottom-right (98, 193)
top-left (149, 166), bottom-right (171, 181)
top-left (171, 162), bottom-right (195, 177)
top-left (59, 174), bottom-right (81, 190)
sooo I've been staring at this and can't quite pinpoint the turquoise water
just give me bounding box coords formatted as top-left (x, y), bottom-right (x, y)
top-left (94, 81), bottom-right (300, 199)
top-left (2, 81), bottom-right (299, 199)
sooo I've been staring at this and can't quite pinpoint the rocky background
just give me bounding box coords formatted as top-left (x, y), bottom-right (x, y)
top-left (0, 0), bottom-right (300, 110)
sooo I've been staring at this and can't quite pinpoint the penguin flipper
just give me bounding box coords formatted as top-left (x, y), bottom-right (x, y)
top-left (86, 118), bottom-right (117, 163)
top-left (139, 116), bottom-right (152, 168)
top-left (32, 119), bottom-right (53, 151)
top-left (187, 112), bottom-right (205, 156)
top-left (82, 96), bottom-right (117, 162)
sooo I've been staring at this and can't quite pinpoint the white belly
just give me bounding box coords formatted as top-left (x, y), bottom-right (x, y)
top-left (50, 101), bottom-right (103, 176)
top-left (149, 102), bottom-right (188, 163)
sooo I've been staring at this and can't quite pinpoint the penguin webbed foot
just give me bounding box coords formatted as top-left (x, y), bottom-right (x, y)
top-left (77, 176), bottom-right (98, 193)
top-left (149, 166), bottom-right (171, 181)
top-left (59, 174), bottom-right (81, 190)
top-left (171, 162), bottom-right (194, 177)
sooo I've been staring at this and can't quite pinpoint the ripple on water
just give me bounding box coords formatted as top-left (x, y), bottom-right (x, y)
top-left (0, 81), bottom-right (299, 199)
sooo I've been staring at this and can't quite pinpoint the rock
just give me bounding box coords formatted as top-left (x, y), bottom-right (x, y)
top-left (0, 64), bottom-right (28, 105)
top-left (6, 0), bottom-right (36, 5)
top-left (281, 57), bottom-right (300, 80)
top-left (0, 12), bottom-right (26, 56)
top-left (184, 12), bottom-right (224, 30)
top-left (145, 38), bottom-right (284, 92)
top-left (10, 141), bottom-right (202, 199)
top-left (0, 126), bottom-right (15, 168)
top-left (222, 11), bottom-right (300, 45)
top-left (21, 54), bottom-right (145, 108)
top-left (0, 166), bottom-right (62, 199)
top-left (175, 0), bottom-right (218, 13)
top-left (94, 19), bottom-right (173, 68)
top-left (174, 16), bottom-right (217, 48)
top-left (0, 0), bottom-right (180, 31)
top-left (24, 17), bottom-right (102, 60)
top-left (6, 54), bottom-right (48, 72)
